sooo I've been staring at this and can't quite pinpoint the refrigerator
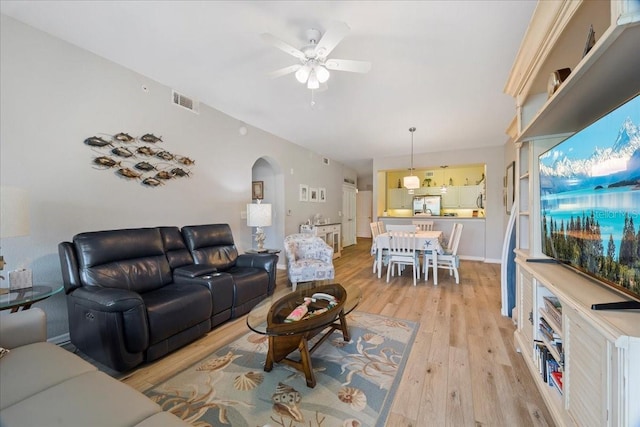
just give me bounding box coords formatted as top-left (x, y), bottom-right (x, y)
top-left (413, 195), bottom-right (441, 216)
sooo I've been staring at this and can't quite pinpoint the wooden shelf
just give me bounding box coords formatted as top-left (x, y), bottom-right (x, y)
top-left (517, 16), bottom-right (640, 142)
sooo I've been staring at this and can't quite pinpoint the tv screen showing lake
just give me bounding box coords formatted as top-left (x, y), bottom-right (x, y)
top-left (539, 94), bottom-right (640, 298)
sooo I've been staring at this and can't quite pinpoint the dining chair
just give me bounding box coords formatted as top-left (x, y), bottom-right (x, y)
top-left (412, 220), bottom-right (434, 273)
top-left (425, 223), bottom-right (464, 284)
top-left (376, 221), bottom-right (385, 234)
top-left (412, 220), bottom-right (434, 231)
top-left (386, 230), bottom-right (419, 286)
top-left (370, 221), bottom-right (386, 274)
top-left (386, 224), bottom-right (418, 232)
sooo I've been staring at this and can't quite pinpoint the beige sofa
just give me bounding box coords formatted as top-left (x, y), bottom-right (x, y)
top-left (0, 308), bottom-right (189, 427)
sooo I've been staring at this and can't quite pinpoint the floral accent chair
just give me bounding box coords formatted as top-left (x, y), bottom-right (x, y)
top-left (284, 233), bottom-right (335, 291)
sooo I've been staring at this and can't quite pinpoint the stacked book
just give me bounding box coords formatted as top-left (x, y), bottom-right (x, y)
top-left (539, 317), bottom-right (563, 354)
top-left (533, 341), bottom-right (563, 395)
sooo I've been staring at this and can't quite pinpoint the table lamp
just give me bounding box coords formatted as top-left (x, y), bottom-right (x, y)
top-left (246, 200), bottom-right (272, 252)
top-left (1, 187), bottom-right (31, 282)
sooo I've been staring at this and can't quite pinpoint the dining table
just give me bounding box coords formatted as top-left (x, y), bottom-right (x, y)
top-left (373, 230), bottom-right (444, 284)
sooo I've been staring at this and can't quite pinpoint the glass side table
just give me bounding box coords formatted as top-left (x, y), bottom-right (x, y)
top-left (0, 284), bottom-right (63, 313)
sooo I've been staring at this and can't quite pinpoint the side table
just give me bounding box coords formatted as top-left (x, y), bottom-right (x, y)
top-left (0, 284), bottom-right (63, 313)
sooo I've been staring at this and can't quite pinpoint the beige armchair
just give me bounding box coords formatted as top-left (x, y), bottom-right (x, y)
top-left (284, 233), bottom-right (335, 291)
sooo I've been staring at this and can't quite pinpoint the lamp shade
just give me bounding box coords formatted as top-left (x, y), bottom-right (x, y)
top-left (1, 186), bottom-right (30, 238)
top-left (315, 65), bottom-right (330, 83)
top-left (307, 70), bottom-right (320, 89)
top-left (403, 175), bottom-right (420, 190)
top-left (246, 203), bottom-right (272, 227)
top-left (295, 65), bottom-right (311, 83)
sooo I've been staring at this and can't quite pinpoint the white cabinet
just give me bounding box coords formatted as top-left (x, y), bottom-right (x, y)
top-left (459, 185), bottom-right (481, 208)
top-left (514, 256), bottom-right (640, 426)
top-left (312, 224), bottom-right (341, 259)
top-left (441, 187), bottom-right (458, 208)
top-left (441, 185), bottom-right (481, 208)
top-left (507, 4), bottom-right (640, 424)
top-left (387, 188), bottom-right (412, 209)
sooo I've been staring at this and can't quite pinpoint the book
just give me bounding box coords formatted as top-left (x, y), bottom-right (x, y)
top-left (550, 371), bottom-right (563, 394)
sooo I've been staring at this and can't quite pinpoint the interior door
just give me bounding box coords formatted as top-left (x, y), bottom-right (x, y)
top-left (356, 190), bottom-right (372, 237)
top-left (342, 185), bottom-right (357, 247)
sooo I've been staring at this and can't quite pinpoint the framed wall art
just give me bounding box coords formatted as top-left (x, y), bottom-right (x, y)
top-left (252, 181), bottom-right (264, 200)
top-left (319, 187), bottom-right (326, 202)
top-left (505, 161), bottom-right (515, 214)
top-left (299, 184), bottom-right (309, 202)
top-left (310, 187), bottom-right (318, 202)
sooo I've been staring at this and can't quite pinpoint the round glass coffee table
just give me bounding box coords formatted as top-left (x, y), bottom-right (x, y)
top-left (247, 281), bottom-right (362, 387)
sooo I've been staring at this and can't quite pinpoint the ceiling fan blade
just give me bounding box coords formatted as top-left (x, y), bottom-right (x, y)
top-left (268, 64), bottom-right (301, 79)
top-left (314, 22), bottom-right (350, 58)
top-left (324, 59), bottom-right (372, 73)
top-left (261, 33), bottom-right (306, 60)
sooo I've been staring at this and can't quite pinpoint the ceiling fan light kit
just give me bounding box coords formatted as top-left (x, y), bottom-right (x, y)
top-left (262, 22), bottom-right (371, 92)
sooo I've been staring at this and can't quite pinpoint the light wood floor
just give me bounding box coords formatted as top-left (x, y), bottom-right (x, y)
top-left (120, 239), bottom-right (554, 426)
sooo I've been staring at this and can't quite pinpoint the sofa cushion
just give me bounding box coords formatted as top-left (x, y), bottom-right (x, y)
top-left (182, 224), bottom-right (238, 270)
top-left (74, 228), bottom-right (172, 293)
top-left (0, 371), bottom-right (162, 427)
top-left (142, 283), bottom-right (212, 345)
top-left (0, 342), bottom-right (97, 410)
top-left (159, 226), bottom-right (194, 269)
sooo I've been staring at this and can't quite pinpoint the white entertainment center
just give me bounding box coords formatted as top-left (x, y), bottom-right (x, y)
top-left (504, 1), bottom-right (640, 425)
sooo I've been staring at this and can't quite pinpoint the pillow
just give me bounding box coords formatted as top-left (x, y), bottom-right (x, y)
top-left (0, 347), bottom-right (9, 359)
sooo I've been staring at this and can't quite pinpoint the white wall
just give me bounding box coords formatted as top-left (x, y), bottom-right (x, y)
top-left (0, 15), bottom-right (355, 338)
top-left (373, 145), bottom-right (505, 261)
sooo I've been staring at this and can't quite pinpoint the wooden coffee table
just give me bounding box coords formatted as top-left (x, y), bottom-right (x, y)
top-left (246, 282), bottom-right (361, 387)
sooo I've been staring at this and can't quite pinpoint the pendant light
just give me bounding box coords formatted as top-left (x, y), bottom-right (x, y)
top-left (440, 165), bottom-right (448, 194)
top-left (403, 127), bottom-right (420, 190)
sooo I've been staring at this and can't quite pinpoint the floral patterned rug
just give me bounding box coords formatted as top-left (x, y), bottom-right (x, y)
top-left (145, 312), bottom-right (418, 427)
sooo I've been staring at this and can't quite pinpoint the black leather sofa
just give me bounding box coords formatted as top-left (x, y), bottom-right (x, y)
top-left (58, 224), bottom-right (277, 372)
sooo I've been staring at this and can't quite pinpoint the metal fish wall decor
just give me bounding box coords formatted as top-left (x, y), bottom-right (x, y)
top-left (85, 132), bottom-right (195, 187)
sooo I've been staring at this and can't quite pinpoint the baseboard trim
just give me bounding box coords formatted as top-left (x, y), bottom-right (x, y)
top-left (484, 258), bottom-right (502, 264)
top-left (459, 255), bottom-right (485, 262)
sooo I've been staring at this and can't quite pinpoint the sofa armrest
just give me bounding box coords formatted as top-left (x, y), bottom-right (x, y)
top-left (67, 286), bottom-right (149, 356)
top-left (236, 253), bottom-right (277, 271)
top-left (69, 286), bottom-right (145, 312)
top-left (319, 243), bottom-right (334, 263)
top-left (173, 264), bottom-right (217, 279)
top-left (0, 307), bottom-right (47, 349)
top-left (237, 253), bottom-right (278, 294)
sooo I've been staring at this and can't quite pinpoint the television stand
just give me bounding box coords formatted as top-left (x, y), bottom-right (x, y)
top-left (591, 300), bottom-right (640, 310)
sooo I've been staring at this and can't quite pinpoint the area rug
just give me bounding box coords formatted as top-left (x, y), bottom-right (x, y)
top-left (145, 312), bottom-right (418, 427)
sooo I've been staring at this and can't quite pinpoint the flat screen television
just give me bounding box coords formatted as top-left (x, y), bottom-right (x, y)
top-left (538, 93), bottom-right (640, 310)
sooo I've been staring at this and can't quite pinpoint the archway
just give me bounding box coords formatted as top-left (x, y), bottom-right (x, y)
top-left (251, 157), bottom-right (285, 259)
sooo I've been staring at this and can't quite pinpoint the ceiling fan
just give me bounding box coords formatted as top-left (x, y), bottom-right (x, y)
top-left (261, 22), bottom-right (371, 90)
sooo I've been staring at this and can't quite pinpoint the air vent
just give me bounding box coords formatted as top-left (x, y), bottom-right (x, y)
top-left (172, 90), bottom-right (199, 114)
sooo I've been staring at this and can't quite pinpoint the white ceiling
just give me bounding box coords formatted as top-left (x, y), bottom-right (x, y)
top-left (1, 1), bottom-right (537, 179)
